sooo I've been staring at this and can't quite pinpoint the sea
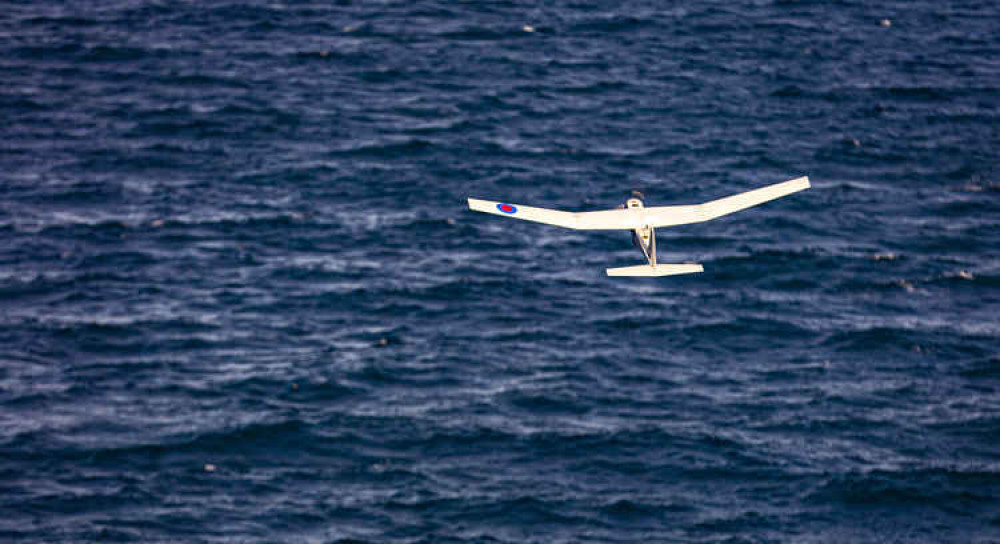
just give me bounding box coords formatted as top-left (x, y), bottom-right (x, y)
top-left (1, 1), bottom-right (998, 542)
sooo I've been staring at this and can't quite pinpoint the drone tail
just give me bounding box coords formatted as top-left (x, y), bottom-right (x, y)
top-left (606, 263), bottom-right (704, 277)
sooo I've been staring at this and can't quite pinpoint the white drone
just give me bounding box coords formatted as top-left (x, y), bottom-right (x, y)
top-left (468, 176), bottom-right (810, 277)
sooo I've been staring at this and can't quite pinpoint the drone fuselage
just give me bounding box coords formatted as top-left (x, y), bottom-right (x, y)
top-left (626, 196), bottom-right (656, 266)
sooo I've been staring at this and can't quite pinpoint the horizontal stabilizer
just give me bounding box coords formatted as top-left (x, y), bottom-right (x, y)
top-left (606, 263), bottom-right (704, 277)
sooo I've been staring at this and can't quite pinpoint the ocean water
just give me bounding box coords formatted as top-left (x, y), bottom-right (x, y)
top-left (1, 1), bottom-right (999, 542)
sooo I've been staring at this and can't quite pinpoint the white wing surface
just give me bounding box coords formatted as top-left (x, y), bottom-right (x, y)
top-left (467, 198), bottom-right (579, 228)
top-left (467, 176), bottom-right (809, 231)
top-left (644, 176), bottom-right (810, 228)
top-left (467, 198), bottom-right (642, 230)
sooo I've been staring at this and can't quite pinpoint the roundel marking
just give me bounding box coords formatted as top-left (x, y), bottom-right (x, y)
top-left (497, 203), bottom-right (517, 214)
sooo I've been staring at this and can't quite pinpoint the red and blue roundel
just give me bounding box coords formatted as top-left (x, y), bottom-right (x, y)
top-left (497, 203), bottom-right (517, 214)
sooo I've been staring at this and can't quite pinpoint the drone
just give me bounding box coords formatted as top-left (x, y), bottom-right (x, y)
top-left (468, 176), bottom-right (810, 277)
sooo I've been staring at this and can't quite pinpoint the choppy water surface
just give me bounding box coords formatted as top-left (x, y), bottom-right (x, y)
top-left (2, 1), bottom-right (999, 542)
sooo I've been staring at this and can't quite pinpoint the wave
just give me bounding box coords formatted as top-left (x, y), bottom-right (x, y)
top-left (329, 138), bottom-right (435, 157)
top-left (806, 465), bottom-right (1000, 508)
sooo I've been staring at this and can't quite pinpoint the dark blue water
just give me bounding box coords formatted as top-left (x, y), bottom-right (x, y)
top-left (2, 1), bottom-right (999, 542)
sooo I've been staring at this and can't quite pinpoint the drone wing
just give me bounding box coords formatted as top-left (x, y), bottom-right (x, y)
top-left (468, 176), bottom-right (809, 231)
top-left (644, 176), bottom-right (810, 228)
top-left (467, 198), bottom-right (641, 230)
